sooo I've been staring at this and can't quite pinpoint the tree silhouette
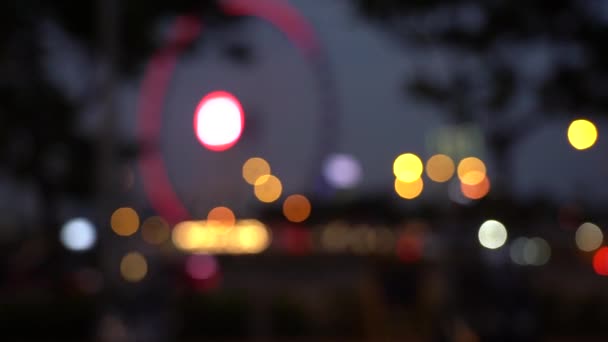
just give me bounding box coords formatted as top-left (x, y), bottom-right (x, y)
top-left (355, 0), bottom-right (608, 195)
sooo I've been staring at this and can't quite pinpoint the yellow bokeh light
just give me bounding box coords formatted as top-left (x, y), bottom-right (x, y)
top-left (393, 153), bottom-right (423, 182)
top-left (172, 221), bottom-right (204, 251)
top-left (207, 206), bottom-right (236, 228)
top-left (254, 175), bottom-right (282, 203)
top-left (394, 178), bottom-right (424, 199)
top-left (242, 157), bottom-right (271, 185)
top-left (282, 194), bottom-right (312, 223)
top-left (120, 252), bottom-right (148, 282)
top-left (141, 216), bottom-right (170, 245)
top-left (461, 176), bottom-right (491, 200)
top-left (111, 207), bottom-right (140, 236)
top-left (568, 119), bottom-right (598, 150)
top-left (172, 219), bottom-right (271, 254)
top-left (457, 157), bottom-right (486, 186)
top-left (425, 154), bottom-right (455, 183)
top-left (237, 220), bottom-right (271, 254)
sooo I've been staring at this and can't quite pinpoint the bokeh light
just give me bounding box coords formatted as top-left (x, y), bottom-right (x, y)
top-left (323, 154), bottom-right (362, 189)
top-left (394, 178), bottom-right (424, 199)
top-left (207, 206), bottom-right (236, 228)
top-left (172, 221), bottom-right (202, 252)
top-left (120, 252), bottom-right (148, 282)
top-left (592, 247), bottom-right (608, 276)
top-left (111, 207), bottom-right (140, 237)
top-left (567, 119), bottom-right (598, 150)
top-left (478, 220), bottom-right (507, 249)
top-left (60, 217), bottom-right (97, 252)
top-left (172, 219), bottom-right (271, 254)
top-left (425, 154), bottom-right (455, 183)
top-left (457, 157), bottom-right (486, 186)
top-left (523, 237), bottom-right (551, 266)
top-left (575, 222), bottom-right (603, 252)
top-left (461, 176), bottom-right (490, 200)
top-left (282, 194), bottom-right (312, 223)
top-left (141, 216), bottom-right (170, 245)
top-left (242, 157), bottom-right (271, 185)
top-left (510, 237), bottom-right (529, 265)
top-left (393, 153), bottom-right (423, 182)
top-left (235, 220), bottom-right (272, 254)
top-left (254, 174), bottom-right (282, 203)
top-left (186, 254), bottom-right (218, 280)
top-left (194, 91), bottom-right (244, 151)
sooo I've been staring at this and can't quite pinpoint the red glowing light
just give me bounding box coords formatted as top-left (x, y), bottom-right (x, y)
top-left (593, 247), bottom-right (608, 276)
top-left (194, 91), bottom-right (244, 151)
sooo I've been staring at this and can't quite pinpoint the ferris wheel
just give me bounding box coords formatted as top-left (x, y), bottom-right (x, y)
top-left (136, 0), bottom-right (341, 223)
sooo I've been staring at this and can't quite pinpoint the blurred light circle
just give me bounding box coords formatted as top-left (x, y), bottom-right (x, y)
top-left (510, 237), bottom-right (529, 265)
top-left (282, 194), bottom-right (312, 223)
top-left (186, 254), bottom-right (218, 280)
top-left (394, 178), bottom-right (424, 199)
top-left (478, 220), bottom-right (507, 249)
top-left (575, 222), bottom-right (603, 252)
top-left (254, 175), bottom-right (282, 203)
top-left (457, 157), bottom-right (486, 186)
top-left (242, 157), bottom-right (271, 185)
top-left (393, 153), bottom-right (423, 182)
top-left (323, 154), bottom-right (362, 189)
top-left (593, 247), bottom-right (608, 276)
top-left (120, 252), bottom-right (148, 283)
top-left (567, 119), bottom-right (598, 150)
top-left (194, 91), bottom-right (244, 151)
top-left (60, 217), bottom-right (97, 252)
top-left (111, 207), bottom-right (140, 236)
top-left (523, 237), bottom-right (551, 266)
top-left (207, 206), bottom-right (236, 228)
top-left (141, 216), bottom-right (170, 245)
top-left (461, 176), bottom-right (490, 200)
top-left (425, 154), bottom-right (455, 183)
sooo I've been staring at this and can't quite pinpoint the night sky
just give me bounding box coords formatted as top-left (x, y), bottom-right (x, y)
top-left (37, 0), bottom-right (608, 218)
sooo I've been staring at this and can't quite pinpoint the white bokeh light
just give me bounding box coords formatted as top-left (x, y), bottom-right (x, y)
top-left (323, 154), bottom-right (362, 189)
top-left (60, 217), bottom-right (97, 252)
top-left (575, 222), bottom-right (603, 252)
top-left (478, 219), bottom-right (508, 249)
top-left (194, 91), bottom-right (244, 151)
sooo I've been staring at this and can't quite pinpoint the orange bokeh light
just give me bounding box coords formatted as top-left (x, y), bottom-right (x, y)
top-left (207, 206), bottom-right (236, 228)
top-left (457, 157), bottom-right (486, 186)
top-left (394, 178), bottom-right (424, 199)
top-left (282, 194), bottom-right (312, 223)
top-left (461, 176), bottom-right (490, 199)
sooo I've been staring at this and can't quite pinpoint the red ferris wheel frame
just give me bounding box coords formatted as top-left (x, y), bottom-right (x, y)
top-left (136, 0), bottom-right (334, 224)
